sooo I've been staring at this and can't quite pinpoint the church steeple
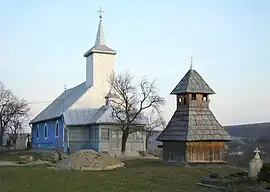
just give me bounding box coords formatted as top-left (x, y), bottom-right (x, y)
top-left (84, 7), bottom-right (116, 57)
top-left (95, 7), bottom-right (105, 46)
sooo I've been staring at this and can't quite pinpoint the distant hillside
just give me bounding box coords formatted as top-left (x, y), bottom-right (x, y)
top-left (151, 122), bottom-right (270, 141)
top-left (224, 122), bottom-right (270, 138)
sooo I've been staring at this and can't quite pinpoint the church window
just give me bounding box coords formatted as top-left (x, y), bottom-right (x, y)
top-left (191, 94), bottom-right (196, 100)
top-left (101, 128), bottom-right (110, 140)
top-left (111, 130), bottom-right (117, 138)
top-left (135, 131), bottom-right (143, 140)
top-left (44, 124), bottom-right (48, 139)
top-left (55, 121), bottom-right (59, 137)
top-left (178, 97), bottom-right (182, 103)
top-left (36, 125), bottom-right (39, 139)
top-left (202, 94), bottom-right (208, 101)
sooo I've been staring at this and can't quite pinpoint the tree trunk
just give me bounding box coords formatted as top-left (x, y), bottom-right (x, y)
top-left (121, 130), bottom-right (129, 155)
top-left (0, 128), bottom-right (4, 147)
top-left (13, 139), bottom-right (17, 150)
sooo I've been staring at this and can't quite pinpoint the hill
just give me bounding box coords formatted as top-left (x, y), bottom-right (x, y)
top-left (224, 122), bottom-right (270, 138)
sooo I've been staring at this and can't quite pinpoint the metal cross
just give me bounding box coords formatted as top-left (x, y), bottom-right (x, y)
top-left (254, 148), bottom-right (260, 154)
top-left (97, 6), bottom-right (104, 19)
top-left (189, 56), bottom-right (193, 70)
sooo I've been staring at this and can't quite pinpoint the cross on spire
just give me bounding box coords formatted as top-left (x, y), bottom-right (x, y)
top-left (189, 56), bottom-right (193, 70)
top-left (254, 148), bottom-right (261, 159)
top-left (97, 6), bottom-right (104, 19)
top-left (254, 148), bottom-right (260, 154)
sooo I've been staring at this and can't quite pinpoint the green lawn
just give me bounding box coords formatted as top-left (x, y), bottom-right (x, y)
top-left (0, 150), bottom-right (52, 161)
top-left (0, 158), bottom-right (239, 192)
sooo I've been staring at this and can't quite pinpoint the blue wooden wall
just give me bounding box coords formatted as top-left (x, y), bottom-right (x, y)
top-left (31, 117), bottom-right (64, 150)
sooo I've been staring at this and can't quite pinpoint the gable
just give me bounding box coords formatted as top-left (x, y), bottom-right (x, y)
top-left (30, 82), bottom-right (89, 124)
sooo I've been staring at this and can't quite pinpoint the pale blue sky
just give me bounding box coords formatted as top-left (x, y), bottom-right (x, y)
top-left (0, 0), bottom-right (269, 127)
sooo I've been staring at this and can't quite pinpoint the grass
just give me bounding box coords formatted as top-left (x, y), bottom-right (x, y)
top-left (0, 150), bottom-right (51, 161)
top-left (0, 157), bottom-right (240, 192)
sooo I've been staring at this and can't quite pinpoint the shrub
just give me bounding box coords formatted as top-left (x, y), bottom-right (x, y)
top-left (258, 162), bottom-right (270, 183)
top-left (235, 171), bottom-right (248, 178)
top-left (209, 173), bottom-right (219, 178)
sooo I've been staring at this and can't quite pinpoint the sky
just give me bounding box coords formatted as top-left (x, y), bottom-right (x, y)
top-left (0, 0), bottom-right (269, 129)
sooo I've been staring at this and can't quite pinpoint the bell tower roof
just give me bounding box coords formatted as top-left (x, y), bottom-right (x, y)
top-left (171, 69), bottom-right (215, 95)
top-left (84, 7), bottom-right (117, 57)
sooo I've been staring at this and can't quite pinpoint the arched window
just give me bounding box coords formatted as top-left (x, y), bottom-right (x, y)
top-left (36, 125), bottom-right (39, 139)
top-left (55, 121), bottom-right (59, 137)
top-left (44, 124), bottom-right (48, 139)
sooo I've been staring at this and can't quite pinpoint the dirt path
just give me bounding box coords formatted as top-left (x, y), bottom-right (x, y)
top-left (0, 160), bottom-right (50, 166)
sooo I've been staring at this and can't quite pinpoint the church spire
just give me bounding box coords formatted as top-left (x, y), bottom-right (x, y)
top-left (95, 7), bottom-right (105, 46)
top-left (84, 7), bottom-right (116, 57)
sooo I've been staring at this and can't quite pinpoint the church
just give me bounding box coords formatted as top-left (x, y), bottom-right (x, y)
top-left (30, 10), bottom-right (146, 156)
top-left (157, 63), bottom-right (232, 163)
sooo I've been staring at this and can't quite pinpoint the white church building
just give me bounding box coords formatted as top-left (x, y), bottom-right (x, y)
top-left (29, 10), bottom-right (146, 156)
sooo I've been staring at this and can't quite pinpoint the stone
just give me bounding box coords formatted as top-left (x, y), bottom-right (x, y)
top-left (19, 155), bottom-right (33, 164)
top-left (249, 148), bottom-right (263, 178)
top-left (51, 151), bottom-right (63, 163)
top-left (51, 152), bottom-right (59, 163)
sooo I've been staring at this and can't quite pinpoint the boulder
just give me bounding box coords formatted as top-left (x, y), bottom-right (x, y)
top-left (51, 150), bottom-right (63, 163)
top-left (19, 155), bottom-right (33, 164)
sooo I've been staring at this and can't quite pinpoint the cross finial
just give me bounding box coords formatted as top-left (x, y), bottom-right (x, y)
top-left (254, 148), bottom-right (260, 154)
top-left (254, 148), bottom-right (261, 159)
top-left (189, 56), bottom-right (193, 70)
top-left (97, 6), bottom-right (104, 19)
top-left (64, 84), bottom-right (67, 91)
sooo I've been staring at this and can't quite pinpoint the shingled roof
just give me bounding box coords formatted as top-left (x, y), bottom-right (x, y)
top-left (171, 69), bottom-right (215, 95)
top-left (30, 82), bottom-right (89, 124)
top-left (156, 101), bottom-right (232, 141)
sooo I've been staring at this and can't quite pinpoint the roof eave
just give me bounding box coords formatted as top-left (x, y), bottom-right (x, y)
top-left (30, 115), bottom-right (63, 125)
top-left (66, 122), bottom-right (146, 127)
top-left (170, 90), bottom-right (216, 95)
top-left (84, 49), bottom-right (117, 57)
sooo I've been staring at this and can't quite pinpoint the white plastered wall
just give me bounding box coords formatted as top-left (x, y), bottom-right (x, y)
top-left (71, 53), bottom-right (115, 109)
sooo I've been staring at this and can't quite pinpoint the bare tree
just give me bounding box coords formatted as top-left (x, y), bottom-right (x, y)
top-left (144, 109), bottom-right (166, 152)
top-left (0, 82), bottom-right (30, 146)
top-left (108, 72), bottom-right (165, 154)
top-left (6, 112), bottom-right (29, 148)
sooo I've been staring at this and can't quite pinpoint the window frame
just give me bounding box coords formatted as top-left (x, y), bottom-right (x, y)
top-left (135, 131), bottom-right (143, 140)
top-left (36, 124), bottom-right (39, 139)
top-left (55, 121), bottom-right (59, 138)
top-left (44, 123), bottom-right (48, 139)
top-left (101, 128), bottom-right (110, 140)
